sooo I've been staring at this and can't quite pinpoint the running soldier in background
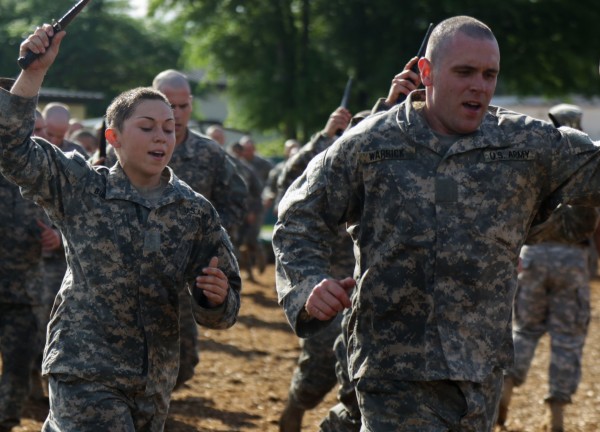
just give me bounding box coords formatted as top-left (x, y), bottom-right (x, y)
top-left (41, 102), bottom-right (88, 158)
top-left (230, 141), bottom-right (265, 281)
top-left (277, 106), bottom-right (353, 432)
top-left (498, 104), bottom-right (600, 432)
top-left (34, 109), bottom-right (47, 139)
top-left (549, 104), bottom-right (600, 279)
top-left (239, 135), bottom-right (273, 274)
top-left (206, 125), bottom-right (265, 279)
top-left (274, 15), bottom-right (600, 430)
top-left (263, 138), bottom-right (299, 217)
top-left (240, 135), bottom-right (274, 185)
top-left (0, 79), bottom-right (61, 431)
top-left (151, 69), bottom-right (248, 391)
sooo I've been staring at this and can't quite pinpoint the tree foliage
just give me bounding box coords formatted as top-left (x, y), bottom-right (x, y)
top-left (1, 0), bottom-right (598, 138)
top-left (0, 0), bottom-right (181, 116)
top-left (147, 0), bottom-right (600, 141)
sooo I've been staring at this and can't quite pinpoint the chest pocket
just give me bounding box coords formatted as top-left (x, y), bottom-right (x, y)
top-left (359, 148), bottom-right (432, 248)
top-left (469, 152), bottom-right (539, 249)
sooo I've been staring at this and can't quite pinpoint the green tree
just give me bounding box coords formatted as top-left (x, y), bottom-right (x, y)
top-left (148, 0), bottom-right (346, 140)
top-left (149, 0), bottom-right (600, 140)
top-left (0, 0), bottom-right (181, 116)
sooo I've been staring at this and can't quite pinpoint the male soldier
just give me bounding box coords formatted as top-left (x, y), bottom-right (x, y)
top-left (549, 104), bottom-right (600, 278)
top-left (239, 135), bottom-right (274, 185)
top-left (278, 58), bottom-right (422, 432)
top-left (151, 70), bottom-right (248, 390)
top-left (273, 15), bottom-right (600, 431)
top-left (498, 104), bottom-right (599, 432)
top-left (34, 109), bottom-right (47, 139)
top-left (0, 173), bottom-right (57, 432)
top-left (229, 141), bottom-right (266, 281)
top-left (42, 102), bottom-right (88, 157)
top-left (0, 79), bottom-right (61, 431)
top-left (262, 138), bottom-right (299, 217)
top-left (205, 124), bottom-right (265, 279)
top-left (238, 135), bottom-right (274, 273)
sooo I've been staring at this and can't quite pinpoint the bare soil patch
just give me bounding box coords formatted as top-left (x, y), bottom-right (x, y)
top-left (12, 264), bottom-right (600, 431)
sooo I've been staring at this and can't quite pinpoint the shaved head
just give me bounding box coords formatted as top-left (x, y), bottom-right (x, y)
top-left (426, 16), bottom-right (497, 65)
top-left (42, 102), bottom-right (71, 146)
top-left (152, 69), bottom-right (191, 92)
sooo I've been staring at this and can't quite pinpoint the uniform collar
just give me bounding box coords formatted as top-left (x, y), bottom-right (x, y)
top-left (104, 163), bottom-right (183, 207)
top-left (397, 90), bottom-right (509, 157)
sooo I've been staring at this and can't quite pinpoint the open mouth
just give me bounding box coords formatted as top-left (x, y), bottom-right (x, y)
top-left (463, 101), bottom-right (482, 111)
top-left (148, 150), bottom-right (165, 158)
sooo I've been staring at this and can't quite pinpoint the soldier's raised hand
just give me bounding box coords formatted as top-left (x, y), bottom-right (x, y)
top-left (384, 56), bottom-right (421, 105)
top-left (20, 24), bottom-right (66, 72)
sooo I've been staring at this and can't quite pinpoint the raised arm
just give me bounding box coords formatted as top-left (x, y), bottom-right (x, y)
top-left (12, 25), bottom-right (66, 98)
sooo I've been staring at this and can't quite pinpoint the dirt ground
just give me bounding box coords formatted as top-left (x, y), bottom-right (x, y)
top-left (12, 264), bottom-right (600, 432)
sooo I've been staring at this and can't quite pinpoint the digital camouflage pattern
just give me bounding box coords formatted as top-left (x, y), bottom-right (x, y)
top-left (276, 133), bottom-right (333, 199)
top-left (105, 127), bottom-right (248, 389)
top-left (41, 250), bottom-right (67, 307)
top-left (104, 129), bottom-right (248, 235)
top-left (287, 315), bottom-right (341, 410)
top-left (165, 129), bottom-right (248, 235)
top-left (44, 374), bottom-right (170, 431)
top-left (0, 89), bottom-right (241, 401)
top-left (247, 153), bottom-right (274, 187)
top-left (0, 305), bottom-right (40, 430)
top-left (526, 204), bottom-right (599, 245)
top-left (0, 175), bottom-right (46, 305)
top-left (57, 138), bottom-right (88, 159)
top-left (354, 368), bottom-right (503, 431)
top-left (509, 243), bottom-right (591, 404)
top-left (318, 309), bottom-right (361, 432)
top-left (163, 129), bottom-right (247, 389)
top-left (277, 131), bottom-right (357, 430)
top-left (0, 174), bottom-right (47, 429)
top-left (262, 159), bottom-right (284, 211)
top-left (273, 89), bottom-right (600, 387)
top-left (508, 204), bottom-right (598, 405)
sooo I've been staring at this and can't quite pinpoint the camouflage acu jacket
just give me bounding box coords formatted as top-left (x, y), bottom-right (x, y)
top-left (167, 129), bottom-right (248, 234)
top-left (105, 129), bottom-right (248, 235)
top-left (273, 89), bottom-right (600, 384)
top-left (0, 175), bottom-right (46, 304)
top-left (0, 88), bottom-right (241, 395)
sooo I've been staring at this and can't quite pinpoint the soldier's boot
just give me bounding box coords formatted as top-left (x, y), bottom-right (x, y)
top-left (545, 400), bottom-right (565, 432)
top-left (256, 243), bottom-right (266, 274)
top-left (279, 399), bottom-right (305, 432)
top-left (496, 376), bottom-right (514, 426)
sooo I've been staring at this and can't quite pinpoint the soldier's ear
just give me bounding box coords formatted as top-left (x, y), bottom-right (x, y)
top-left (419, 58), bottom-right (433, 86)
top-left (105, 128), bottom-right (120, 148)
